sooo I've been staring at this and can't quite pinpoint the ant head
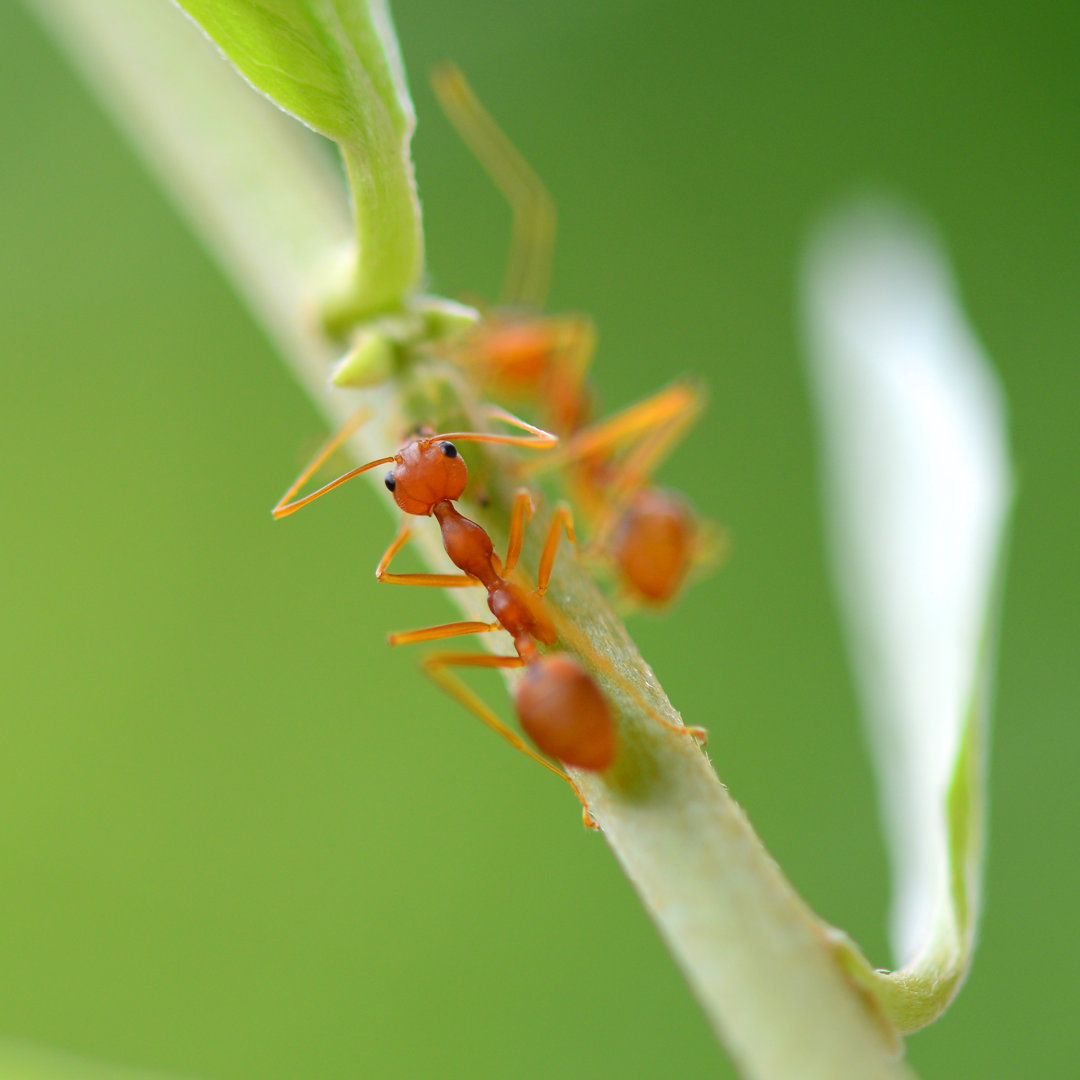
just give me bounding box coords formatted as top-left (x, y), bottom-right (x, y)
top-left (384, 437), bottom-right (468, 515)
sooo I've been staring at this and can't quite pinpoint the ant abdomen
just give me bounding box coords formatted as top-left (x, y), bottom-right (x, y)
top-left (610, 488), bottom-right (697, 605)
top-left (515, 654), bottom-right (616, 771)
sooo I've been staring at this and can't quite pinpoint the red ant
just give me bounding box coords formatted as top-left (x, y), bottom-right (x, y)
top-left (431, 64), bottom-right (725, 608)
top-left (273, 407), bottom-right (629, 822)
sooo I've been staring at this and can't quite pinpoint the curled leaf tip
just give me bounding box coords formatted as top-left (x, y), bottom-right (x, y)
top-left (802, 199), bottom-right (1012, 1028)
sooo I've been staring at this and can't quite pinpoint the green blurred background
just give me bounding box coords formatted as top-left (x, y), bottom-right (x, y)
top-left (1, 1), bottom-right (1077, 1077)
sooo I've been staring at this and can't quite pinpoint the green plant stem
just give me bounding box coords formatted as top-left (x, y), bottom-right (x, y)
top-left (26, 1), bottom-right (920, 1075)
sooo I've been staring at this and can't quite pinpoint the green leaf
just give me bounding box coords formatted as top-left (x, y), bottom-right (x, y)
top-left (173, 0), bottom-right (423, 319)
top-left (801, 202), bottom-right (1012, 1031)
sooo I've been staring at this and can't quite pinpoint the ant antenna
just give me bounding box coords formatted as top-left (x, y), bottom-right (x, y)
top-left (272, 407), bottom-right (557, 520)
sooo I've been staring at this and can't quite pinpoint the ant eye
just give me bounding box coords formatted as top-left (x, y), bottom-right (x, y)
top-left (440, 441), bottom-right (458, 458)
top-left (384, 472), bottom-right (396, 492)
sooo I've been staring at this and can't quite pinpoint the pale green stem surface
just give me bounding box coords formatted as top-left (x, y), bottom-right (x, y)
top-left (23, 1), bottom-right (926, 1076)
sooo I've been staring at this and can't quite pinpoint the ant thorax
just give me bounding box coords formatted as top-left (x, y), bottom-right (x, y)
top-left (488, 580), bottom-right (557, 650)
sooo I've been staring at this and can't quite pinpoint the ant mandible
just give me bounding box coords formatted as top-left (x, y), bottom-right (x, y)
top-left (431, 64), bottom-right (724, 608)
top-left (273, 406), bottom-right (647, 822)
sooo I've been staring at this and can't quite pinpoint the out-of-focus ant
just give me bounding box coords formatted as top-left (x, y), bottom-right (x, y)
top-left (431, 64), bottom-right (726, 609)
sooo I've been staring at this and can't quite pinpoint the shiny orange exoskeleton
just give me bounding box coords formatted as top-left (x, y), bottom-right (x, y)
top-left (608, 488), bottom-right (699, 606)
top-left (272, 408), bottom-right (624, 820)
top-left (432, 64), bottom-right (723, 608)
top-left (455, 312), bottom-right (595, 435)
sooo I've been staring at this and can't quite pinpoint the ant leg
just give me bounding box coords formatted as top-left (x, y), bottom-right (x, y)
top-left (389, 620), bottom-right (500, 646)
top-left (526, 381), bottom-right (702, 470)
top-left (433, 406), bottom-right (558, 452)
top-left (517, 379), bottom-right (703, 504)
top-left (535, 314), bottom-right (597, 434)
top-left (431, 63), bottom-right (555, 312)
top-left (422, 651), bottom-right (598, 828)
top-left (689, 518), bottom-right (732, 582)
top-left (503, 489), bottom-right (534, 574)
top-left (376, 521), bottom-right (484, 588)
top-left (645, 710), bottom-right (708, 745)
top-left (272, 408), bottom-right (396, 519)
top-left (552, 315), bottom-right (596, 397)
top-left (535, 505), bottom-right (577, 597)
top-left (585, 424), bottom-right (690, 554)
top-left (567, 383), bottom-right (706, 553)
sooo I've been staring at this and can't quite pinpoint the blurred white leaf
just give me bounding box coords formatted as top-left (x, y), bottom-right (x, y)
top-left (802, 203), bottom-right (1011, 1029)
